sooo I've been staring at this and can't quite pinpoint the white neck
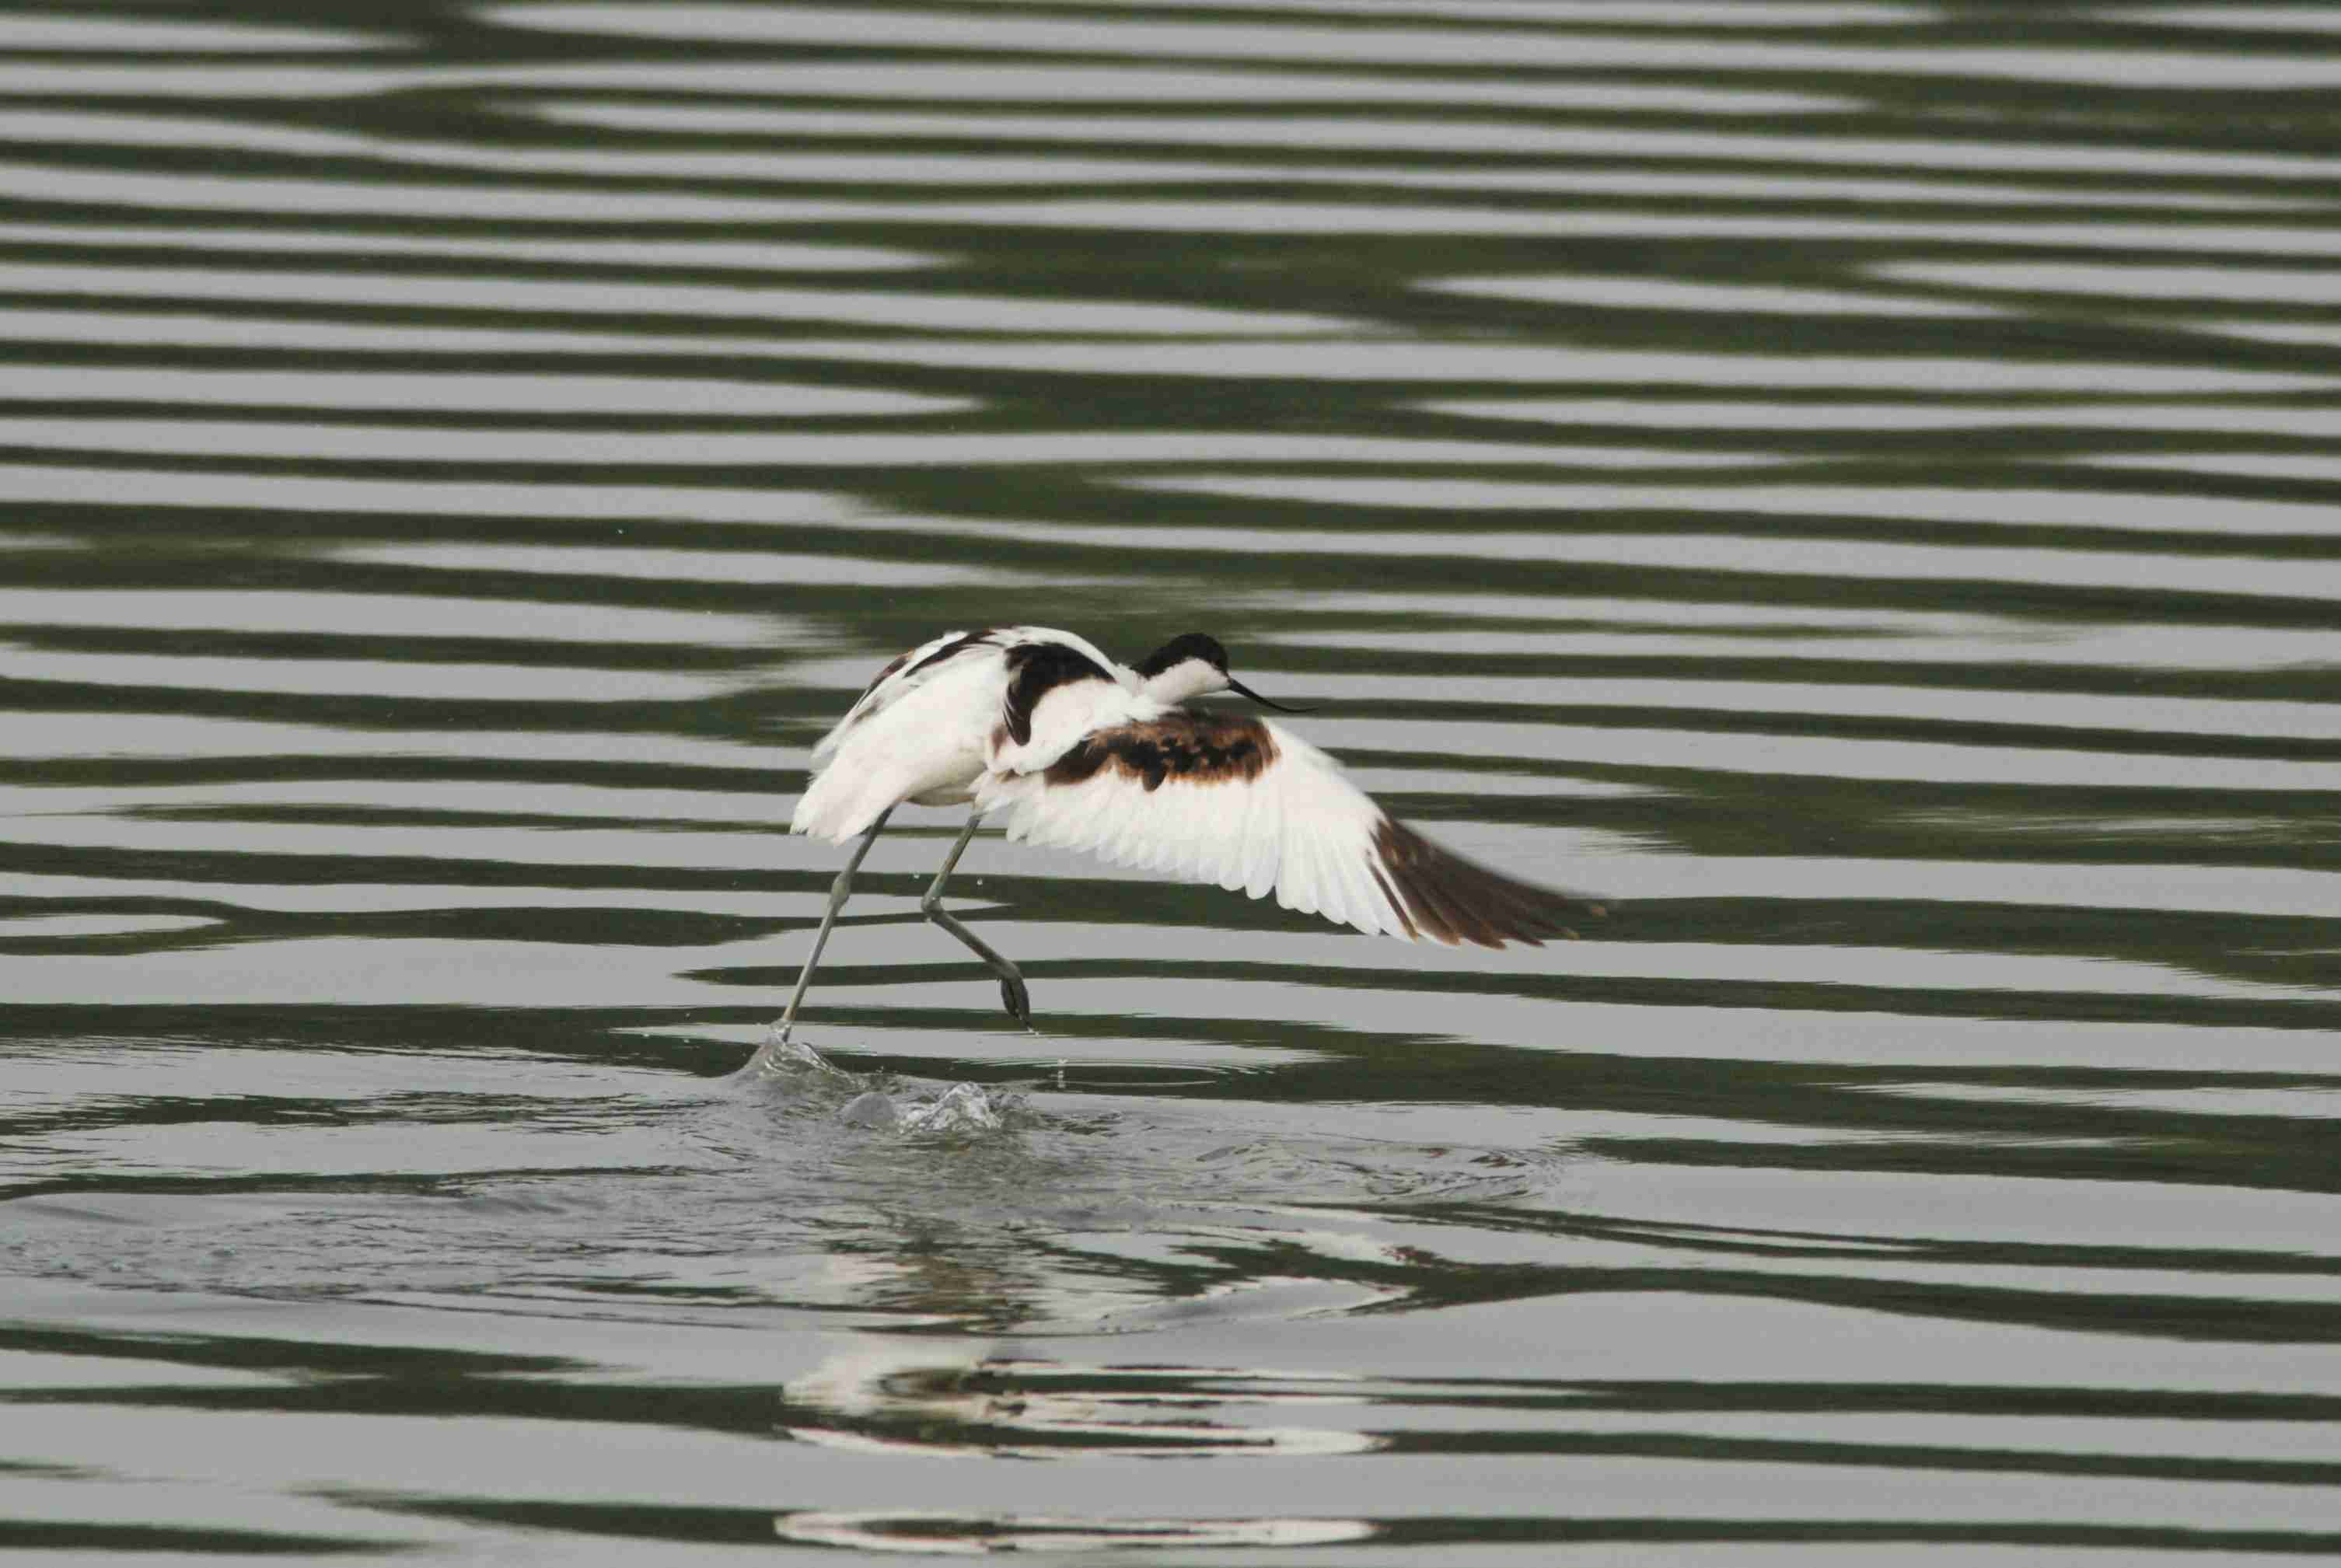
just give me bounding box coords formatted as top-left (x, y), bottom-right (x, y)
top-left (1138, 656), bottom-right (1222, 705)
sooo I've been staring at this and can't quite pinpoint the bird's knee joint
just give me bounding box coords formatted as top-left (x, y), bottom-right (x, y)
top-left (918, 890), bottom-right (943, 917)
top-left (830, 870), bottom-right (855, 899)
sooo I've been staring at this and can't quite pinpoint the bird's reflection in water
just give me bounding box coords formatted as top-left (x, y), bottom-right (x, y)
top-left (781, 1336), bottom-right (1384, 1458)
top-left (774, 1341), bottom-right (1379, 1552)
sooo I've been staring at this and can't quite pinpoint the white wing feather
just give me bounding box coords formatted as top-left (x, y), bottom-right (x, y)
top-left (809, 624), bottom-right (1125, 764)
top-left (978, 712), bottom-right (1604, 945)
top-left (809, 628), bottom-right (972, 764)
top-left (795, 631), bottom-right (1004, 840)
top-left (977, 718), bottom-right (1414, 939)
top-left (796, 626), bottom-right (1137, 843)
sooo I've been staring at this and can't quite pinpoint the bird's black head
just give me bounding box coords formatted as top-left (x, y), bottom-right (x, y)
top-left (1134, 631), bottom-right (1229, 679)
top-left (1134, 631), bottom-right (1312, 713)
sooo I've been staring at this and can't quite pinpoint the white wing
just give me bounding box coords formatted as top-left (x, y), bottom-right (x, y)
top-left (795, 630), bottom-right (1006, 840)
top-left (796, 627), bottom-right (1137, 843)
top-left (812, 627), bottom-right (977, 762)
top-left (809, 625), bottom-right (1127, 763)
top-left (973, 711), bottom-right (1605, 947)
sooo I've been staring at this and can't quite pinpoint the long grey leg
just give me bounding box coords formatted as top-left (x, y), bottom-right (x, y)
top-left (921, 813), bottom-right (1032, 1028)
top-left (777, 807), bottom-right (891, 1043)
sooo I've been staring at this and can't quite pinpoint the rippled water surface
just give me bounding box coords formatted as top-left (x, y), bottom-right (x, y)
top-left (5, 0), bottom-right (2341, 1560)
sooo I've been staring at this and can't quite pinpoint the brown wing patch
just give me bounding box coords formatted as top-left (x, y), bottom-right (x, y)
top-left (1371, 818), bottom-right (1608, 949)
top-left (1044, 711), bottom-right (1279, 791)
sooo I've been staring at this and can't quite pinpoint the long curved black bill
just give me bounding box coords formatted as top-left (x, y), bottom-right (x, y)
top-left (1226, 676), bottom-right (1316, 714)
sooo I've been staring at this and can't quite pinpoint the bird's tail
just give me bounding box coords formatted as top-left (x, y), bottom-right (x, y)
top-left (790, 760), bottom-right (903, 843)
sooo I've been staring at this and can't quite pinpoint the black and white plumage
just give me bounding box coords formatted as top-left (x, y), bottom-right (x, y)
top-left (780, 626), bottom-right (1606, 1038)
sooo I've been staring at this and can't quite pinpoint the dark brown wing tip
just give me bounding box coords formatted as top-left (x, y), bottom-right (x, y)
top-left (1370, 818), bottom-right (1609, 950)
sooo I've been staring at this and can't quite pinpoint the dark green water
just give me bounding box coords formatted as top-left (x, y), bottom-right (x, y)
top-left (5, 1), bottom-right (2341, 1559)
